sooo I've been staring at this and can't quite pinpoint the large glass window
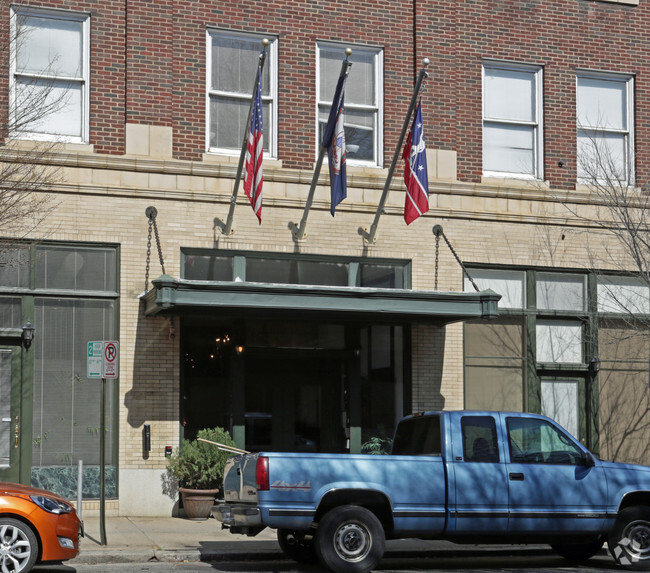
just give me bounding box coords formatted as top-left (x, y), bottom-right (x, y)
top-left (317, 43), bottom-right (383, 166)
top-left (483, 62), bottom-right (543, 178)
top-left (207, 30), bottom-right (277, 156)
top-left (597, 275), bottom-right (649, 315)
top-left (461, 415), bottom-right (499, 463)
top-left (577, 73), bottom-right (634, 185)
top-left (10, 7), bottom-right (89, 142)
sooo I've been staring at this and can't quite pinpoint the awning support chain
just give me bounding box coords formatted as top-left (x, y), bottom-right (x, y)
top-left (432, 225), bottom-right (480, 292)
top-left (144, 206), bottom-right (166, 293)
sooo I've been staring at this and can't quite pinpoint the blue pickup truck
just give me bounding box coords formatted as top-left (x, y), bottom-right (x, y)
top-left (215, 411), bottom-right (650, 572)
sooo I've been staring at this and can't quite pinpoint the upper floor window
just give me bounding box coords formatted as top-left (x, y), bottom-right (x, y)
top-left (482, 62), bottom-right (543, 179)
top-left (10, 7), bottom-right (89, 142)
top-left (207, 30), bottom-right (277, 157)
top-left (317, 43), bottom-right (383, 167)
top-left (577, 72), bottom-right (634, 186)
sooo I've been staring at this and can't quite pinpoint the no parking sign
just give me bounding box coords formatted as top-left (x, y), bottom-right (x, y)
top-left (88, 341), bottom-right (119, 379)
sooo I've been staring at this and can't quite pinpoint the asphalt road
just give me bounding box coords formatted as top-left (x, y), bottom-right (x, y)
top-left (32, 552), bottom-right (630, 572)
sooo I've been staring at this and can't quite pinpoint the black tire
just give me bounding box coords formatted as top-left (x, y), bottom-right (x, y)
top-left (0, 517), bottom-right (39, 573)
top-left (608, 505), bottom-right (650, 569)
top-left (315, 505), bottom-right (385, 573)
top-left (550, 536), bottom-right (604, 561)
top-left (276, 528), bottom-right (318, 564)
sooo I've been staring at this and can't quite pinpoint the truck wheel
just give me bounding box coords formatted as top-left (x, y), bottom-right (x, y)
top-left (0, 517), bottom-right (39, 573)
top-left (550, 536), bottom-right (604, 561)
top-left (276, 528), bottom-right (317, 563)
top-left (608, 506), bottom-right (650, 569)
top-left (315, 505), bottom-right (385, 573)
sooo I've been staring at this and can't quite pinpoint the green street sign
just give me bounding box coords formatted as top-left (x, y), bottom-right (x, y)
top-left (87, 341), bottom-right (103, 378)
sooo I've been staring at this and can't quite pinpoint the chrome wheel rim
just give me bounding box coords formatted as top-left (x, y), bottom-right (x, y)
top-left (619, 519), bottom-right (650, 562)
top-left (0, 524), bottom-right (32, 572)
top-left (333, 521), bottom-right (371, 563)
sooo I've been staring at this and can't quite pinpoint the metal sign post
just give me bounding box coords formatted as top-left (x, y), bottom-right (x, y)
top-left (87, 341), bottom-right (119, 546)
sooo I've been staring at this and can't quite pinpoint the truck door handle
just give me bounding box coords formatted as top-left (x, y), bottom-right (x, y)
top-left (509, 472), bottom-right (524, 481)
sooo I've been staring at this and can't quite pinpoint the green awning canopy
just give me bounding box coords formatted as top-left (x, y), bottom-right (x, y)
top-left (142, 275), bottom-right (500, 325)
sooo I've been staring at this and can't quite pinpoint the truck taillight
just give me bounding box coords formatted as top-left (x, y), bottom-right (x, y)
top-left (256, 456), bottom-right (269, 491)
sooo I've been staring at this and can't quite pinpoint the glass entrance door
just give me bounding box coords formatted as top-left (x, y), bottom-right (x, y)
top-left (0, 344), bottom-right (22, 482)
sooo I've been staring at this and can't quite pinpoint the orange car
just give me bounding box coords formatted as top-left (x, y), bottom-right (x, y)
top-left (0, 482), bottom-right (82, 572)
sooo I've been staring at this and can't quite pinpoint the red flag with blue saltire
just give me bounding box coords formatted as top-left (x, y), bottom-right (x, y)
top-left (243, 68), bottom-right (263, 223)
top-left (403, 100), bottom-right (429, 225)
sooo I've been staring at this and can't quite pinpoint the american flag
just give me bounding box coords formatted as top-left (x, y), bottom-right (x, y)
top-left (243, 68), bottom-right (263, 223)
top-left (403, 100), bottom-right (429, 225)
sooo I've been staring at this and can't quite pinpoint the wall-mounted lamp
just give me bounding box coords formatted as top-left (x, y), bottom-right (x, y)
top-left (590, 356), bottom-right (601, 374)
top-left (22, 321), bottom-right (35, 350)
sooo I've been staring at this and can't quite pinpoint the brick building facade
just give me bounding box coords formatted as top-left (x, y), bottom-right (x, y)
top-left (0, 0), bottom-right (648, 515)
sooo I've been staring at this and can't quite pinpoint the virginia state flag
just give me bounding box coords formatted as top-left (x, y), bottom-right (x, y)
top-left (403, 100), bottom-right (429, 225)
top-left (243, 68), bottom-right (263, 223)
top-left (324, 72), bottom-right (347, 216)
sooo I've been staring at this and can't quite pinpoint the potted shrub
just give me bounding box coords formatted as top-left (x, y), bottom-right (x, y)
top-left (167, 426), bottom-right (237, 520)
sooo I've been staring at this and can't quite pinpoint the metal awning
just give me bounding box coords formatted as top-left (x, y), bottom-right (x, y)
top-left (142, 275), bottom-right (500, 325)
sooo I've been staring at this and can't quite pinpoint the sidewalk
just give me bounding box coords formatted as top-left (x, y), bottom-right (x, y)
top-left (70, 514), bottom-right (559, 565)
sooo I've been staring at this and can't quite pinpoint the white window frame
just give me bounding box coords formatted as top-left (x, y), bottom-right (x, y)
top-left (576, 71), bottom-right (634, 186)
top-left (482, 61), bottom-right (543, 180)
top-left (206, 29), bottom-right (278, 158)
top-left (9, 6), bottom-right (90, 143)
top-left (316, 42), bottom-right (383, 167)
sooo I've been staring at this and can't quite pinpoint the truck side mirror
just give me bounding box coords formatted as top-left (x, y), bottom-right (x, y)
top-left (583, 452), bottom-right (596, 467)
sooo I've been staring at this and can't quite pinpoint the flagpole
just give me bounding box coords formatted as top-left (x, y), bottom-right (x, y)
top-left (293, 49), bottom-right (352, 241)
top-left (363, 58), bottom-right (430, 244)
top-left (221, 39), bottom-right (269, 236)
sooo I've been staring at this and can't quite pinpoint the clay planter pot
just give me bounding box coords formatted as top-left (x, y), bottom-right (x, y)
top-left (179, 487), bottom-right (219, 520)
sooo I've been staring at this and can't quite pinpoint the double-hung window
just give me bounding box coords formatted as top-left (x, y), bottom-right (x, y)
top-left (317, 43), bottom-right (383, 166)
top-left (482, 62), bottom-right (543, 179)
top-left (10, 7), bottom-right (89, 142)
top-left (207, 30), bottom-right (277, 157)
top-left (577, 72), bottom-right (634, 186)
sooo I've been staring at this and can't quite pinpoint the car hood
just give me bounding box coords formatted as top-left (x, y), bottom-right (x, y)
top-left (0, 482), bottom-right (68, 503)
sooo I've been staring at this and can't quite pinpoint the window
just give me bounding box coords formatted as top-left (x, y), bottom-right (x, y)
top-left (507, 416), bottom-right (583, 465)
top-left (541, 380), bottom-right (579, 437)
top-left (597, 275), bottom-right (649, 314)
top-left (317, 43), bottom-right (383, 166)
top-left (207, 30), bottom-right (277, 156)
top-left (391, 415), bottom-right (441, 456)
top-left (577, 72), bottom-right (634, 185)
top-left (483, 62), bottom-right (543, 178)
top-left (461, 415), bottom-right (499, 463)
top-left (537, 273), bottom-right (586, 312)
top-left (464, 268), bottom-right (525, 309)
top-left (10, 7), bottom-right (89, 142)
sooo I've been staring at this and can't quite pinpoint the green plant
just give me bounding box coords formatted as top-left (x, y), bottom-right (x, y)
top-left (361, 435), bottom-right (393, 455)
top-left (167, 427), bottom-right (237, 490)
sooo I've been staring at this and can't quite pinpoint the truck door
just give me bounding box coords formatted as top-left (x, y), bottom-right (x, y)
top-left (450, 413), bottom-right (509, 533)
top-left (504, 414), bottom-right (607, 533)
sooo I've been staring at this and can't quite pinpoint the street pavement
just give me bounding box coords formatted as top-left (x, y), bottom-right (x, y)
top-left (69, 513), bottom-right (611, 567)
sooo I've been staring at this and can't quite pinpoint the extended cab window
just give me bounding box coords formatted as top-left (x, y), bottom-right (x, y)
top-left (461, 415), bottom-right (499, 462)
top-left (507, 417), bottom-right (583, 465)
top-left (391, 415), bottom-right (441, 456)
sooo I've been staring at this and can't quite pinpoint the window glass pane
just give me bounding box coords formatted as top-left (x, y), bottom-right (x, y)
top-left (318, 108), bottom-right (374, 161)
top-left (465, 269), bottom-right (525, 309)
top-left (360, 264), bottom-right (404, 288)
top-left (577, 130), bottom-right (626, 181)
top-left (209, 97), bottom-right (270, 151)
top-left (319, 48), bottom-right (375, 106)
top-left (246, 258), bottom-right (348, 286)
top-left (17, 15), bottom-right (82, 77)
top-left (507, 417), bottom-right (583, 464)
top-left (461, 416), bottom-right (499, 462)
top-left (0, 297), bottom-right (22, 328)
top-left (577, 77), bottom-right (626, 130)
top-left (211, 35), bottom-right (270, 95)
top-left (597, 276), bottom-right (650, 314)
top-left (183, 255), bottom-right (233, 281)
top-left (541, 380), bottom-right (578, 437)
top-left (32, 298), bottom-right (116, 497)
top-left (485, 68), bottom-right (534, 122)
top-left (536, 273), bottom-right (586, 311)
top-left (483, 123), bottom-right (534, 174)
top-left (15, 79), bottom-right (82, 137)
top-left (0, 246), bottom-right (30, 288)
top-left (36, 246), bottom-right (117, 292)
top-left (392, 415), bottom-right (441, 456)
top-left (536, 320), bottom-right (582, 363)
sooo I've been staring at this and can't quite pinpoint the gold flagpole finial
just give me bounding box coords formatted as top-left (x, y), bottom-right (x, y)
top-left (423, 57), bottom-right (430, 67)
top-left (345, 48), bottom-right (352, 58)
top-left (262, 38), bottom-right (270, 47)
